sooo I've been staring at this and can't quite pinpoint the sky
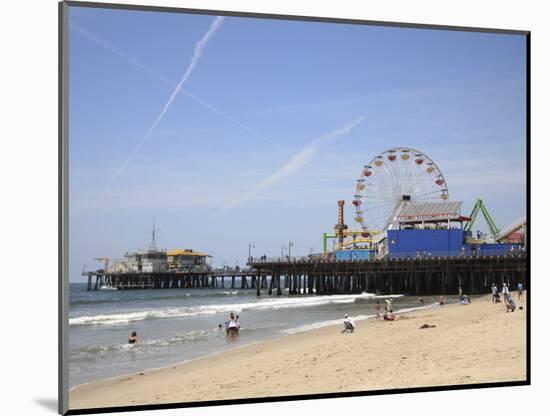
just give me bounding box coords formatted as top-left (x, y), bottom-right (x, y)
top-left (68, 6), bottom-right (527, 281)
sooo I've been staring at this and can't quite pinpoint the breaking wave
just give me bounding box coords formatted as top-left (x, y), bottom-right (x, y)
top-left (69, 293), bottom-right (380, 326)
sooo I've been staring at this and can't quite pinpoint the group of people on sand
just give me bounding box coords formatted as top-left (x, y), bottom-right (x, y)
top-left (373, 298), bottom-right (396, 321)
top-left (491, 282), bottom-right (522, 312)
top-left (343, 298), bottom-right (397, 332)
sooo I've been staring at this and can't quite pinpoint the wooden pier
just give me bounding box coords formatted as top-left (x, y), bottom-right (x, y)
top-left (83, 269), bottom-right (260, 291)
top-left (250, 253), bottom-right (527, 296)
top-left (84, 253), bottom-right (527, 296)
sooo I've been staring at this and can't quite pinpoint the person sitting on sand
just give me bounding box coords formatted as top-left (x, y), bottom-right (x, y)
top-left (383, 310), bottom-right (395, 321)
top-left (504, 293), bottom-right (516, 312)
top-left (128, 331), bottom-right (138, 344)
top-left (342, 314), bottom-right (355, 333)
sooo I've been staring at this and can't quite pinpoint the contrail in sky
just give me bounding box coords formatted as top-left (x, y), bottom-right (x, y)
top-left (70, 22), bottom-right (284, 158)
top-left (103, 16), bottom-right (225, 188)
top-left (208, 115), bottom-right (367, 219)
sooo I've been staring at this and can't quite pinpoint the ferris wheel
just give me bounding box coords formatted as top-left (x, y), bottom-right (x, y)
top-left (353, 147), bottom-right (449, 233)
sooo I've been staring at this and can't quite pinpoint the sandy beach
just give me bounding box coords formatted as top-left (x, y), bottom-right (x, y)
top-left (69, 292), bottom-right (527, 410)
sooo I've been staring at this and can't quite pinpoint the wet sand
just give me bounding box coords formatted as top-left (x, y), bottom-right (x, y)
top-left (69, 292), bottom-right (527, 410)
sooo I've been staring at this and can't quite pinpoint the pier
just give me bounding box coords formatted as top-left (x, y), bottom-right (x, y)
top-left (84, 252), bottom-right (527, 296)
top-left (83, 268), bottom-right (259, 291)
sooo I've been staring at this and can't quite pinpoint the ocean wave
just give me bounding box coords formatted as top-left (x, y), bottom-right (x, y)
top-left (72, 330), bottom-right (212, 356)
top-left (69, 292), bottom-right (378, 326)
top-left (70, 289), bottom-right (250, 306)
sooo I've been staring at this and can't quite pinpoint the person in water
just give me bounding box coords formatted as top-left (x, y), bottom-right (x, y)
top-left (128, 331), bottom-right (138, 344)
top-left (225, 312), bottom-right (239, 336)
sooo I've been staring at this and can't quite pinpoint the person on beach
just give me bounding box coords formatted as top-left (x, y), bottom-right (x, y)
top-left (385, 298), bottom-right (393, 312)
top-left (225, 313), bottom-right (239, 337)
top-left (342, 314), bottom-right (355, 333)
top-left (439, 296), bottom-right (444, 306)
top-left (383, 310), bottom-right (395, 321)
top-left (419, 298), bottom-right (424, 305)
top-left (128, 331), bottom-right (138, 344)
top-left (504, 293), bottom-right (516, 312)
top-left (235, 315), bottom-right (241, 334)
top-left (491, 283), bottom-right (499, 303)
top-left (458, 286), bottom-right (463, 298)
top-left (502, 283), bottom-right (510, 297)
top-left (517, 282), bottom-right (523, 300)
top-left (375, 300), bottom-right (381, 320)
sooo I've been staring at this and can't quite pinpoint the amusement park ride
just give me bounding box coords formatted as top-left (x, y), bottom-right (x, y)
top-left (324, 147), bottom-right (526, 259)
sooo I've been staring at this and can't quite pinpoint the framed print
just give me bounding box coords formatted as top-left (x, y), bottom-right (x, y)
top-left (59, 1), bottom-right (529, 414)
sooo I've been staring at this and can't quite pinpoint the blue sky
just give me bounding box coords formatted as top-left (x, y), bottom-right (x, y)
top-left (68, 6), bottom-right (527, 281)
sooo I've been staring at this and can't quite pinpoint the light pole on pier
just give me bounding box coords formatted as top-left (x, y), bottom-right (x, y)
top-left (288, 241), bottom-right (294, 258)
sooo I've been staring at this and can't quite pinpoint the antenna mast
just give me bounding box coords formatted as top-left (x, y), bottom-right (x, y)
top-left (149, 217), bottom-right (157, 251)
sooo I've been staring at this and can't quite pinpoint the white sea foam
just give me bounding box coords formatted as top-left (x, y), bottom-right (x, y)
top-left (282, 302), bottom-right (438, 335)
top-left (69, 292), bottom-right (377, 326)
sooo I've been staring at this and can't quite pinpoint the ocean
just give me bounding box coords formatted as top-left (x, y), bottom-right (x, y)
top-left (68, 281), bottom-right (443, 388)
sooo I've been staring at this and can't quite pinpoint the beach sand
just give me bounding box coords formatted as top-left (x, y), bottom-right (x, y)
top-left (69, 292), bottom-right (527, 410)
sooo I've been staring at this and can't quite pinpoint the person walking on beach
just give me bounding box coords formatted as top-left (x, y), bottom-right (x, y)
top-left (458, 286), bottom-right (463, 298)
top-left (375, 300), bottom-right (381, 320)
top-left (385, 298), bottom-right (393, 312)
top-left (517, 282), bottom-right (523, 300)
top-left (128, 331), bottom-right (138, 344)
top-left (491, 283), bottom-right (498, 303)
top-left (502, 283), bottom-right (510, 297)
